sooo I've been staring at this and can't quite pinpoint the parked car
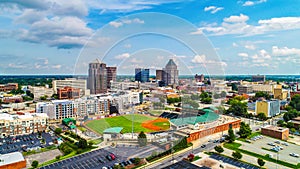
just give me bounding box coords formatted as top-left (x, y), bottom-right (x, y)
top-left (268, 142), bottom-right (275, 146)
top-left (201, 144), bottom-right (206, 148)
top-left (289, 153), bottom-right (299, 158)
top-left (274, 141), bottom-right (281, 144)
top-left (282, 142), bottom-right (289, 146)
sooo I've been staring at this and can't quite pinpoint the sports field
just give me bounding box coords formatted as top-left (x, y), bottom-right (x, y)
top-left (85, 114), bottom-right (170, 134)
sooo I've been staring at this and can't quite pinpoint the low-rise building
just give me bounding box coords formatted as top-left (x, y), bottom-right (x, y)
top-left (0, 113), bottom-right (48, 136)
top-left (238, 85), bottom-right (253, 95)
top-left (28, 86), bottom-right (54, 100)
top-left (0, 152), bottom-right (26, 169)
top-left (0, 83), bottom-right (18, 92)
top-left (57, 86), bottom-right (80, 100)
top-left (255, 99), bottom-right (280, 117)
top-left (261, 125), bottom-right (289, 140)
top-left (290, 117), bottom-right (300, 129)
top-left (52, 78), bottom-right (90, 96)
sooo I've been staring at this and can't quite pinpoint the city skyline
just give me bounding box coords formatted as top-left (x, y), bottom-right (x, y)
top-left (1, 1), bottom-right (300, 75)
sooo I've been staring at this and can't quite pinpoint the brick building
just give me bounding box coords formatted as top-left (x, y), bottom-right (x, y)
top-left (0, 152), bottom-right (26, 169)
top-left (261, 125), bottom-right (289, 140)
top-left (0, 83), bottom-right (18, 92)
top-left (57, 86), bottom-right (80, 100)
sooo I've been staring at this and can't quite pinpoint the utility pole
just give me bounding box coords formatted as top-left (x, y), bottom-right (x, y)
top-left (132, 103), bottom-right (134, 139)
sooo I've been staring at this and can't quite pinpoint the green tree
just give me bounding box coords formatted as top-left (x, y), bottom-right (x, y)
top-left (214, 145), bottom-right (224, 154)
top-left (56, 155), bottom-right (61, 160)
top-left (132, 158), bottom-right (141, 165)
top-left (173, 137), bottom-right (188, 151)
top-left (226, 99), bottom-right (248, 116)
top-left (226, 126), bottom-right (236, 143)
top-left (78, 139), bottom-right (88, 149)
top-left (54, 128), bottom-right (62, 134)
top-left (290, 128), bottom-right (296, 134)
top-left (283, 109), bottom-right (300, 122)
top-left (286, 122), bottom-right (294, 129)
top-left (220, 91), bottom-right (227, 98)
top-left (277, 120), bottom-right (285, 127)
top-left (290, 94), bottom-right (300, 111)
top-left (52, 94), bottom-right (58, 99)
top-left (257, 158), bottom-right (265, 167)
top-left (238, 122), bottom-right (252, 138)
top-left (138, 131), bottom-right (147, 146)
top-left (255, 91), bottom-right (271, 100)
top-left (40, 95), bottom-right (48, 100)
top-left (31, 160), bottom-right (39, 168)
top-left (232, 151), bottom-right (242, 160)
top-left (257, 112), bottom-right (267, 121)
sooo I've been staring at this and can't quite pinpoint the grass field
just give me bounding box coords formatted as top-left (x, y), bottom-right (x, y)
top-left (85, 114), bottom-right (166, 134)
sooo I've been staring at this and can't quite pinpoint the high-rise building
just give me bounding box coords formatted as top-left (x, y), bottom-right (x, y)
top-left (135, 68), bottom-right (150, 83)
top-left (106, 67), bottom-right (117, 89)
top-left (88, 59), bottom-right (117, 94)
top-left (162, 59), bottom-right (179, 86)
top-left (195, 74), bottom-right (204, 82)
top-left (156, 70), bottom-right (163, 81)
top-left (88, 59), bottom-right (107, 94)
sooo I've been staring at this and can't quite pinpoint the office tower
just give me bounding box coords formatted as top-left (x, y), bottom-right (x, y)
top-left (156, 70), bottom-right (163, 81)
top-left (163, 59), bottom-right (179, 86)
top-left (135, 68), bottom-right (150, 83)
top-left (88, 59), bottom-right (107, 94)
top-left (195, 74), bottom-right (204, 82)
top-left (106, 67), bottom-right (117, 88)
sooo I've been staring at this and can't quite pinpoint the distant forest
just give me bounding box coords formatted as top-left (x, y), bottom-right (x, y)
top-left (0, 75), bottom-right (299, 87)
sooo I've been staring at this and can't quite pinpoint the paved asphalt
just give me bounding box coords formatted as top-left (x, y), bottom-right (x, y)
top-left (39, 148), bottom-right (126, 169)
top-left (147, 142), bottom-right (219, 169)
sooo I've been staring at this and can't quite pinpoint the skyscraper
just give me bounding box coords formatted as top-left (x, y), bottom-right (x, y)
top-left (163, 59), bottom-right (179, 86)
top-left (88, 59), bottom-right (107, 94)
top-left (106, 67), bottom-right (117, 88)
top-left (156, 70), bottom-right (163, 81)
top-left (135, 68), bottom-right (150, 83)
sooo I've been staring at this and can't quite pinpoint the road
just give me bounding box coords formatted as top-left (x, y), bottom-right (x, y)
top-left (145, 142), bottom-right (219, 169)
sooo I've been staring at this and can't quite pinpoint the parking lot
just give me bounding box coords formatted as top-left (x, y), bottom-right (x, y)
top-left (0, 132), bottom-right (53, 154)
top-left (40, 148), bottom-right (128, 169)
top-left (105, 144), bottom-right (165, 159)
top-left (210, 153), bottom-right (259, 169)
top-left (240, 136), bottom-right (300, 165)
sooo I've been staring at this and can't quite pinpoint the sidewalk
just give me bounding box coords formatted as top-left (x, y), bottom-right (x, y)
top-left (222, 148), bottom-right (291, 169)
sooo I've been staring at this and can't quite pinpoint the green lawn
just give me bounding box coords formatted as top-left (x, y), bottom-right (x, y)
top-left (85, 114), bottom-right (157, 134)
top-left (153, 121), bottom-right (170, 130)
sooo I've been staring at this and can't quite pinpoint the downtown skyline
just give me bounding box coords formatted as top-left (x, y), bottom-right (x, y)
top-left (1, 0), bottom-right (300, 75)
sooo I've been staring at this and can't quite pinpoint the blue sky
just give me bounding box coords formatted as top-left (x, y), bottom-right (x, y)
top-left (0, 0), bottom-right (300, 75)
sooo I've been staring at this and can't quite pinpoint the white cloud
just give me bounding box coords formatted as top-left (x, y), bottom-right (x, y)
top-left (196, 15), bottom-right (300, 36)
top-left (242, 0), bottom-right (267, 6)
top-left (232, 42), bottom-right (238, 47)
top-left (8, 63), bottom-right (26, 69)
top-left (204, 6), bottom-right (224, 14)
top-left (87, 0), bottom-right (186, 13)
top-left (115, 53), bottom-right (130, 59)
top-left (192, 55), bottom-right (206, 63)
top-left (223, 14), bottom-right (249, 23)
top-left (124, 44), bottom-right (132, 48)
top-left (52, 64), bottom-right (62, 69)
top-left (130, 58), bottom-right (143, 64)
top-left (244, 44), bottom-right (256, 50)
top-left (238, 53), bottom-right (248, 57)
top-left (272, 46), bottom-right (300, 56)
top-left (19, 16), bottom-right (93, 49)
top-left (191, 54), bottom-right (227, 67)
top-left (109, 18), bottom-right (144, 28)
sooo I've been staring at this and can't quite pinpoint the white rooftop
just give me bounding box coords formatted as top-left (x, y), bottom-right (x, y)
top-left (0, 152), bottom-right (25, 166)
